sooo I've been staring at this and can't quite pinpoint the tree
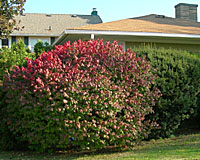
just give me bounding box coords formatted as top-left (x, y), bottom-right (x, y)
top-left (0, 0), bottom-right (26, 38)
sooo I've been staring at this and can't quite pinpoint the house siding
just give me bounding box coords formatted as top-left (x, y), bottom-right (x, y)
top-left (126, 42), bottom-right (200, 53)
top-left (28, 36), bottom-right (51, 51)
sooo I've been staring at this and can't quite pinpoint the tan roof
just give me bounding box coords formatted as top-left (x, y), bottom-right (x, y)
top-left (12, 13), bottom-right (102, 36)
top-left (75, 14), bottom-right (200, 35)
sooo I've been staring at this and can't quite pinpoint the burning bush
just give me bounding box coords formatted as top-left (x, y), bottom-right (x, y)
top-left (1, 40), bottom-right (160, 152)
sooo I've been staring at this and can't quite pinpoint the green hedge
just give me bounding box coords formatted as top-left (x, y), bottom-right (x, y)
top-left (131, 46), bottom-right (200, 138)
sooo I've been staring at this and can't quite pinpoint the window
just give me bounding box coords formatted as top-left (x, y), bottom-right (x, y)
top-left (2, 39), bottom-right (9, 48)
top-left (51, 37), bottom-right (55, 45)
top-left (118, 41), bottom-right (126, 51)
top-left (24, 37), bottom-right (29, 47)
top-left (12, 36), bottom-right (16, 44)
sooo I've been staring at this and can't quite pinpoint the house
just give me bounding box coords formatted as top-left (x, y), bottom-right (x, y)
top-left (54, 3), bottom-right (200, 53)
top-left (0, 8), bottom-right (102, 51)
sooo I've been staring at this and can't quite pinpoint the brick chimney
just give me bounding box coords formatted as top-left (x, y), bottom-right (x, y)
top-left (175, 3), bottom-right (198, 22)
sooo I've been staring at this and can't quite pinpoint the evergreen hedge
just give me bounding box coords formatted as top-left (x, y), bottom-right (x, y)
top-left (131, 46), bottom-right (200, 138)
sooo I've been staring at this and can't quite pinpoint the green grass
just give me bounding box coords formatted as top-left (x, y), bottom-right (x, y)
top-left (0, 133), bottom-right (200, 160)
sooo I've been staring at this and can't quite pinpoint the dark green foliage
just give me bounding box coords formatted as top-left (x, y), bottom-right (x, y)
top-left (131, 46), bottom-right (200, 138)
top-left (0, 39), bottom-right (35, 150)
top-left (0, 83), bottom-right (19, 151)
top-left (34, 40), bottom-right (54, 58)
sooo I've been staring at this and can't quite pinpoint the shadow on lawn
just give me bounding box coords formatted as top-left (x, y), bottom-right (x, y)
top-left (1, 133), bottom-right (200, 160)
top-left (0, 146), bottom-right (127, 160)
top-left (55, 146), bottom-right (127, 157)
top-left (44, 136), bottom-right (200, 159)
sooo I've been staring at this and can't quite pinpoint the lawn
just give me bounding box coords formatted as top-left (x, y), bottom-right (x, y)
top-left (0, 133), bottom-right (200, 160)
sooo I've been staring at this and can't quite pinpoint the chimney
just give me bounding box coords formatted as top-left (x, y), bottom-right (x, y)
top-left (175, 3), bottom-right (198, 22)
top-left (91, 8), bottom-right (98, 16)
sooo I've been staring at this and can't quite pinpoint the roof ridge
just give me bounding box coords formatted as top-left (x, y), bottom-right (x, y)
top-left (23, 13), bottom-right (94, 16)
top-left (132, 14), bottom-right (174, 19)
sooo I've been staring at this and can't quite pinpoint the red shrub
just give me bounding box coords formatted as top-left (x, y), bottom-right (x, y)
top-left (2, 39), bottom-right (161, 152)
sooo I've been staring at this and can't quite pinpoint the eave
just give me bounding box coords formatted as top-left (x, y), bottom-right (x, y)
top-left (10, 33), bottom-right (59, 37)
top-left (53, 29), bottom-right (200, 45)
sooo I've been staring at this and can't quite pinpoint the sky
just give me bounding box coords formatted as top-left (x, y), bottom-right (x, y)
top-left (24, 0), bottom-right (200, 23)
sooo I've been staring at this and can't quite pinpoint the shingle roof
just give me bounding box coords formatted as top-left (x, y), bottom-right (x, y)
top-left (75, 14), bottom-right (200, 35)
top-left (11, 13), bottom-right (102, 36)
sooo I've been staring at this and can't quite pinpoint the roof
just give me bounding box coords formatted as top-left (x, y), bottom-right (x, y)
top-left (175, 3), bottom-right (198, 8)
top-left (11, 13), bottom-right (102, 36)
top-left (74, 14), bottom-right (200, 35)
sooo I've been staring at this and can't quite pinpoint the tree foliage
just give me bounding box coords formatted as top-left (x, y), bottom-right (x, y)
top-left (0, 39), bottom-right (35, 81)
top-left (0, 0), bottom-right (26, 38)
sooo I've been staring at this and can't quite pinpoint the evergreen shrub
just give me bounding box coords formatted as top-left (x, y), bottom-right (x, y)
top-left (34, 40), bottom-right (53, 58)
top-left (131, 46), bottom-right (200, 138)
